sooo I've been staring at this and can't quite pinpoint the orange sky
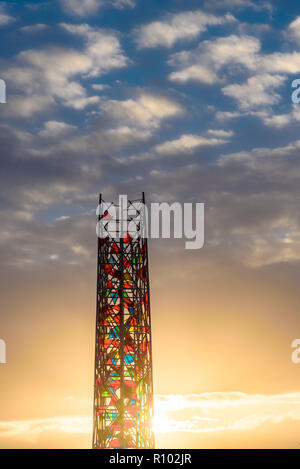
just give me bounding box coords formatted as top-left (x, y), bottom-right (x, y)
top-left (0, 238), bottom-right (300, 448)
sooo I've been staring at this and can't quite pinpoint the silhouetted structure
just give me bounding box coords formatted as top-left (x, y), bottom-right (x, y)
top-left (93, 194), bottom-right (154, 449)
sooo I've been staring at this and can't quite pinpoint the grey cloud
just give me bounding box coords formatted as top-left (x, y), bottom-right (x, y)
top-left (0, 3), bottom-right (15, 26)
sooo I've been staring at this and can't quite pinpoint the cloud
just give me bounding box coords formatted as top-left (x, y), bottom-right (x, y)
top-left (100, 92), bottom-right (184, 129)
top-left (2, 100), bottom-right (300, 269)
top-left (111, 0), bottom-right (135, 8)
top-left (120, 134), bottom-right (300, 267)
top-left (259, 51), bottom-right (300, 74)
top-left (154, 134), bottom-right (230, 155)
top-left (5, 95), bottom-right (55, 118)
top-left (35, 125), bottom-right (153, 159)
top-left (209, 139), bottom-right (300, 265)
top-left (216, 110), bottom-right (242, 121)
top-left (19, 24), bottom-right (48, 33)
top-left (0, 208), bottom-right (97, 269)
top-left (252, 105), bottom-right (300, 128)
top-left (0, 4), bottom-right (14, 26)
top-left (167, 25), bottom-right (300, 130)
top-left (206, 129), bottom-right (234, 138)
top-left (0, 391), bottom-right (299, 445)
top-left (154, 392), bottom-right (300, 434)
top-left (119, 129), bottom-right (234, 163)
top-left (22, 92), bottom-right (183, 161)
top-left (91, 83), bottom-right (110, 91)
top-left (60, 23), bottom-right (128, 77)
top-left (167, 31), bottom-right (300, 122)
top-left (168, 35), bottom-right (259, 84)
top-left (222, 73), bottom-right (286, 110)
top-left (0, 123), bottom-right (96, 217)
top-left (260, 112), bottom-right (292, 128)
top-left (288, 16), bottom-right (300, 45)
top-left (135, 10), bottom-right (235, 49)
top-left (218, 139), bottom-right (300, 169)
top-left (38, 121), bottom-right (76, 138)
top-left (165, 25), bottom-right (300, 131)
top-left (216, 104), bottom-right (300, 129)
top-left (60, 0), bottom-right (135, 16)
top-left (0, 415), bottom-right (92, 439)
top-left (2, 24), bottom-right (127, 115)
top-left (204, 0), bottom-right (273, 11)
top-left (72, 245), bottom-right (89, 256)
top-left (60, 0), bottom-right (102, 15)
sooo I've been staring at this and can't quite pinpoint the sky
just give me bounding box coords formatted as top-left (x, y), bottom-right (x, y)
top-left (0, 0), bottom-right (300, 449)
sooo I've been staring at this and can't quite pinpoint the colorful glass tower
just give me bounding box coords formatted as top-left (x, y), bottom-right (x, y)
top-left (93, 194), bottom-right (154, 449)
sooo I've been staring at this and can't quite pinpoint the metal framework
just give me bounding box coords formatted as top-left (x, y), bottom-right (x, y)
top-left (93, 193), bottom-right (154, 449)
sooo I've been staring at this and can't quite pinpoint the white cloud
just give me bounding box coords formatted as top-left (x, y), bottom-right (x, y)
top-left (122, 131), bottom-right (233, 162)
top-left (166, 27), bottom-right (300, 124)
top-left (253, 104), bottom-right (300, 128)
top-left (169, 35), bottom-right (260, 84)
top-left (91, 84), bottom-right (110, 91)
top-left (216, 110), bottom-right (242, 121)
top-left (170, 64), bottom-right (218, 85)
top-left (288, 16), bottom-right (300, 45)
top-left (56, 216), bottom-right (71, 221)
top-left (168, 31), bottom-right (300, 114)
top-left (36, 93), bottom-right (183, 158)
top-left (259, 51), bottom-right (300, 74)
top-left (155, 133), bottom-right (229, 155)
top-left (216, 104), bottom-right (300, 129)
top-left (4, 47), bottom-right (95, 111)
top-left (3, 24), bottom-right (127, 114)
top-left (60, 23), bottom-right (128, 77)
top-left (135, 10), bottom-right (235, 49)
top-left (49, 254), bottom-right (59, 261)
top-left (35, 93), bottom-right (183, 160)
top-left (0, 415), bottom-right (91, 439)
top-left (207, 129), bottom-right (234, 137)
top-left (259, 112), bottom-right (292, 128)
top-left (218, 139), bottom-right (300, 167)
top-left (38, 121), bottom-right (76, 138)
top-left (69, 95), bottom-right (101, 109)
top-left (100, 92), bottom-right (184, 129)
top-left (222, 73), bottom-right (286, 110)
top-left (72, 245), bottom-right (89, 256)
top-left (153, 392), bottom-right (300, 434)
